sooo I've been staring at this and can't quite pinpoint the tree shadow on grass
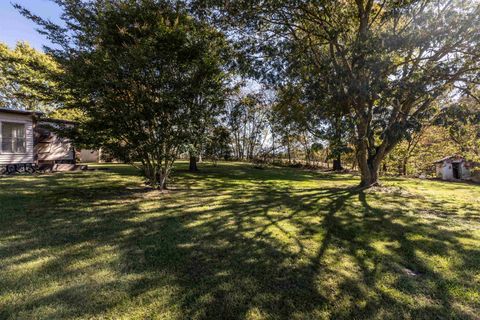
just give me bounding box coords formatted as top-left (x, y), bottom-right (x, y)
top-left (0, 166), bottom-right (479, 319)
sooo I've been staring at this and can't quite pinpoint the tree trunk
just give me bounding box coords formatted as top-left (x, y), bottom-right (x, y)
top-left (356, 140), bottom-right (382, 188)
top-left (287, 141), bottom-right (292, 165)
top-left (271, 132), bottom-right (275, 160)
top-left (355, 119), bottom-right (383, 188)
top-left (158, 174), bottom-right (167, 190)
top-left (325, 149), bottom-right (330, 169)
top-left (354, 106), bottom-right (405, 187)
top-left (143, 163), bottom-right (168, 190)
top-left (358, 159), bottom-right (380, 188)
top-left (332, 155), bottom-right (343, 171)
top-left (189, 154), bottom-right (198, 172)
top-left (400, 158), bottom-right (408, 176)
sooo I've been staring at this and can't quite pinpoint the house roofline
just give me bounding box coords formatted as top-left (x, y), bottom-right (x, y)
top-left (0, 108), bottom-right (76, 125)
top-left (0, 107), bottom-right (44, 116)
top-left (40, 118), bottom-right (77, 125)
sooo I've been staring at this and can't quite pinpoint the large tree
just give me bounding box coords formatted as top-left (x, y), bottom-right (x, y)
top-left (17, 0), bottom-right (231, 189)
top-left (194, 0), bottom-right (480, 187)
top-left (0, 41), bottom-right (60, 112)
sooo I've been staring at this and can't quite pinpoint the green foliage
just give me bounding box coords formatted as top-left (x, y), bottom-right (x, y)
top-left (384, 125), bottom-right (460, 176)
top-left (17, 0), bottom-right (232, 189)
top-left (227, 92), bottom-right (271, 160)
top-left (271, 85), bottom-right (322, 165)
top-left (194, 0), bottom-right (480, 186)
top-left (437, 94), bottom-right (480, 162)
top-left (0, 41), bottom-right (60, 112)
top-left (204, 126), bottom-right (232, 163)
top-left (273, 84), bottom-right (354, 168)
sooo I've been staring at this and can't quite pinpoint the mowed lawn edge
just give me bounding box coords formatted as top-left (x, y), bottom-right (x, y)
top-left (0, 162), bottom-right (479, 320)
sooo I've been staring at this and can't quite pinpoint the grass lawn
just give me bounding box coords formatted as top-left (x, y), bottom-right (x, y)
top-left (0, 162), bottom-right (479, 319)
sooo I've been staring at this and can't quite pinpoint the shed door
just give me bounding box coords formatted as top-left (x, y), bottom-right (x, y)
top-left (452, 163), bottom-right (461, 179)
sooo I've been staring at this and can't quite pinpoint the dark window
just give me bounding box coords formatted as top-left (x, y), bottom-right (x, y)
top-left (1, 122), bottom-right (26, 153)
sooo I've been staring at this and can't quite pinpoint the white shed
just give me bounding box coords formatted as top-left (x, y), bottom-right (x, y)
top-left (434, 155), bottom-right (476, 181)
top-left (0, 108), bottom-right (40, 172)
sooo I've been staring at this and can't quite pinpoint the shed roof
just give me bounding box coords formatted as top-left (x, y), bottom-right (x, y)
top-left (434, 155), bottom-right (465, 163)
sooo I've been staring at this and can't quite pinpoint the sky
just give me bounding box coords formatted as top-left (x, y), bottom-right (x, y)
top-left (0, 0), bottom-right (63, 51)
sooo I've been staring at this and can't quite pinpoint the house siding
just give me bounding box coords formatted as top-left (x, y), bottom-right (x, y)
top-left (79, 149), bottom-right (99, 163)
top-left (0, 112), bottom-right (35, 165)
top-left (35, 121), bottom-right (75, 163)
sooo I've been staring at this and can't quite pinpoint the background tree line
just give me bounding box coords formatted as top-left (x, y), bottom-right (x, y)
top-left (2, 0), bottom-right (479, 188)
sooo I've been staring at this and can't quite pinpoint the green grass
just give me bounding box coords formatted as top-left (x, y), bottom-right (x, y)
top-left (0, 162), bottom-right (479, 320)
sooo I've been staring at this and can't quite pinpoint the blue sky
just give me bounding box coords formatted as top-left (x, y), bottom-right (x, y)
top-left (0, 0), bottom-right (62, 50)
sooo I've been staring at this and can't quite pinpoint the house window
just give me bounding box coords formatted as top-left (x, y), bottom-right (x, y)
top-left (1, 122), bottom-right (26, 153)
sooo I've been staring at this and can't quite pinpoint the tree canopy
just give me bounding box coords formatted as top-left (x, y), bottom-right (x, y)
top-left (438, 93), bottom-right (480, 162)
top-left (0, 41), bottom-right (60, 112)
top-left (193, 0), bottom-right (480, 186)
top-left (11, 0), bottom-right (480, 188)
top-left (17, 0), bottom-right (233, 189)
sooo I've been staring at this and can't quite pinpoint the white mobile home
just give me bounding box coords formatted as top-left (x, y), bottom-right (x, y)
top-left (35, 119), bottom-right (76, 165)
top-left (0, 108), bottom-right (78, 174)
top-left (0, 108), bottom-right (39, 173)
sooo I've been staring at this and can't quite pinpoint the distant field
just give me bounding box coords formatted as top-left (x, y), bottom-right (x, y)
top-left (1, 162), bottom-right (479, 319)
